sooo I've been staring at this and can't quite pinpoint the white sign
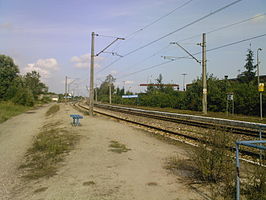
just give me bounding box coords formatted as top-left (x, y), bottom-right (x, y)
top-left (122, 95), bottom-right (139, 99)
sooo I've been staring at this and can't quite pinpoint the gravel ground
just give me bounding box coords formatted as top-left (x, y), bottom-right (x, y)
top-left (0, 104), bottom-right (50, 200)
top-left (1, 103), bottom-right (207, 200)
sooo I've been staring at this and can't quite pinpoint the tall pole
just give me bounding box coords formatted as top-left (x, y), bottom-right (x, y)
top-left (89, 32), bottom-right (95, 116)
top-left (109, 80), bottom-right (112, 104)
top-left (202, 33), bottom-right (207, 114)
top-left (65, 76), bottom-right (67, 103)
top-left (257, 48), bottom-right (263, 120)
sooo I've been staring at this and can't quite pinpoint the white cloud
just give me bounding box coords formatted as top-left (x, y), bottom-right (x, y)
top-left (251, 13), bottom-right (266, 23)
top-left (24, 58), bottom-right (59, 78)
top-left (70, 53), bottom-right (103, 69)
top-left (125, 80), bottom-right (134, 85)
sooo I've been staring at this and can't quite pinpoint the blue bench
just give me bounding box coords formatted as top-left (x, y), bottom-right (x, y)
top-left (70, 114), bottom-right (83, 126)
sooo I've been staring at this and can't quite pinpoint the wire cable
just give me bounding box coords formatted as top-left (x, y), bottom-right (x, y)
top-left (112, 0), bottom-right (194, 51)
top-left (126, 0), bottom-right (194, 40)
top-left (117, 60), bottom-right (174, 80)
top-left (97, 0), bottom-right (243, 73)
top-left (178, 12), bottom-right (266, 42)
top-left (117, 33), bottom-right (266, 80)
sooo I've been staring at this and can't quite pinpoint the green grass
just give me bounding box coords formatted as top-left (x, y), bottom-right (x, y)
top-left (46, 104), bottom-right (60, 116)
top-left (19, 121), bottom-right (79, 180)
top-left (109, 140), bottom-right (131, 154)
top-left (0, 101), bottom-right (30, 123)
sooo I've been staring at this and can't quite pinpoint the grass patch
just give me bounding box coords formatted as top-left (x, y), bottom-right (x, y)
top-left (34, 187), bottom-right (48, 193)
top-left (146, 182), bottom-right (158, 186)
top-left (19, 121), bottom-right (79, 180)
top-left (83, 181), bottom-right (96, 186)
top-left (0, 101), bottom-right (30, 123)
top-left (109, 140), bottom-right (131, 154)
top-left (45, 104), bottom-right (60, 116)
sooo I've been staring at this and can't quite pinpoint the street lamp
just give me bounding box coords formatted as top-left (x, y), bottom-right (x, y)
top-left (257, 48), bottom-right (263, 120)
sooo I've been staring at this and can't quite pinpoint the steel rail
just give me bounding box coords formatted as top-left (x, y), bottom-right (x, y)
top-left (74, 103), bottom-right (261, 159)
top-left (95, 103), bottom-right (266, 139)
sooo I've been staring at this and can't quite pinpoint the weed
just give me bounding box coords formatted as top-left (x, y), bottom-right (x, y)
top-left (34, 187), bottom-right (48, 193)
top-left (243, 153), bottom-right (266, 200)
top-left (109, 140), bottom-right (130, 154)
top-left (146, 182), bottom-right (158, 186)
top-left (165, 156), bottom-right (195, 178)
top-left (83, 181), bottom-right (96, 186)
top-left (165, 129), bottom-right (236, 199)
top-left (45, 104), bottom-right (60, 116)
top-left (0, 101), bottom-right (30, 123)
top-left (19, 121), bottom-right (79, 180)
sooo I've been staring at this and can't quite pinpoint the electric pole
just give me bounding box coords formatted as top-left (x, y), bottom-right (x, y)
top-left (170, 33), bottom-right (207, 114)
top-left (89, 32), bottom-right (124, 115)
top-left (201, 33), bottom-right (207, 115)
top-left (89, 32), bottom-right (95, 116)
top-left (65, 76), bottom-right (68, 103)
top-left (109, 79), bottom-right (112, 104)
top-left (257, 48), bottom-right (263, 120)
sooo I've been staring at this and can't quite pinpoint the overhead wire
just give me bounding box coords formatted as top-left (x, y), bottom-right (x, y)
top-left (117, 33), bottom-right (266, 80)
top-left (117, 60), bottom-right (174, 80)
top-left (125, 0), bottom-right (194, 40)
top-left (178, 12), bottom-right (266, 43)
top-left (101, 12), bottom-right (266, 78)
top-left (123, 0), bottom-right (242, 57)
top-left (96, 0), bottom-right (243, 74)
top-left (111, 0), bottom-right (194, 51)
top-left (97, 0), bottom-right (194, 74)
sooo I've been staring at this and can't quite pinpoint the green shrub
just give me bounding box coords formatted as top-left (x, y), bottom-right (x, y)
top-left (0, 101), bottom-right (30, 123)
top-left (190, 129), bottom-right (235, 199)
top-left (12, 88), bottom-right (34, 106)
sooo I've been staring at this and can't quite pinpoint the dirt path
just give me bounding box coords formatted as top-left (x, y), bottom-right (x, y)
top-left (1, 103), bottom-right (205, 200)
top-left (0, 105), bottom-right (50, 199)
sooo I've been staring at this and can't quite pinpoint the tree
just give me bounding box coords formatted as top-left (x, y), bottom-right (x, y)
top-left (24, 71), bottom-right (48, 99)
top-left (97, 74), bottom-right (116, 102)
top-left (0, 55), bottom-right (19, 99)
top-left (237, 49), bottom-right (256, 83)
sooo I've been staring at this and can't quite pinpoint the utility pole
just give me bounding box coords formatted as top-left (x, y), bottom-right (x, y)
top-left (88, 32), bottom-right (124, 116)
top-left (181, 73), bottom-right (187, 91)
top-left (201, 33), bottom-right (207, 115)
top-left (170, 33), bottom-right (207, 114)
top-left (65, 76), bottom-right (68, 103)
top-left (257, 48), bottom-right (263, 120)
top-left (109, 80), bottom-right (112, 104)
top-left (89, 32), bottom-right (95, 116)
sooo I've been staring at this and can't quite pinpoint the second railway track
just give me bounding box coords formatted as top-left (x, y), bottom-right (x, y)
top-left (94, 103), bottom-right (266, 139)
top-left (74, 102), bottom-right (265, 159)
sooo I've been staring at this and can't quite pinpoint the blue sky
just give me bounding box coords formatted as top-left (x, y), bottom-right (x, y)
top-left (1, 0), bottom-right (266, 95)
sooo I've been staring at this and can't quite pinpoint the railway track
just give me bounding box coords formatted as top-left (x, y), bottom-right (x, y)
top-left (94, 103), bottom-right (266, 139)
top-left (74, 102), bottom-right (265, 159)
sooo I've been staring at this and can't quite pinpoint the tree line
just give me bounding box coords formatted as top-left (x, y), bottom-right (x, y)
top-left (0, 55), bottom-right (48, 106)
top-left (96, 49), bottom-right (265, 116)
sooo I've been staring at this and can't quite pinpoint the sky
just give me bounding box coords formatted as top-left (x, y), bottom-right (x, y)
top-left (1, 0), bottom-right (266, 96)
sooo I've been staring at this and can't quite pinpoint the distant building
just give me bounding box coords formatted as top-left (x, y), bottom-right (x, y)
top-left (51, 95), bottom-right (59, 102)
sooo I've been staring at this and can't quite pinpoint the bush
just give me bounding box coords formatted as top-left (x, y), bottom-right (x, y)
top-left (190, 129), bottom-right (235, 199)
top-left (12, 88), bottom-right (34, 106)
top-left (243, 153), bottom-right (266, 200)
